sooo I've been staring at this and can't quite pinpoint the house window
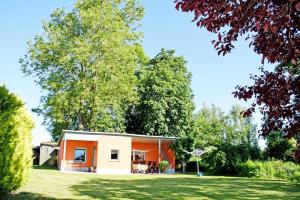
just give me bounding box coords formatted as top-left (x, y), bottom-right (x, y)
top-left (131, 150), bottom-right (146, 161)
top-left (110, 149), bottom-right (119, 160)
top-left (74, 148), bottom-right (86, 163)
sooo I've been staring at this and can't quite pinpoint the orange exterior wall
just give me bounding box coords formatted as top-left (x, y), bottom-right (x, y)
top-left (58, 136), bottom-right (176, 172)
top-left (162, 143), bottom-right (176, 169)
top-left (132, 142), bottom-right (159, 164)
top-left (132, 141), bottom-right (175, 169)
top-left (59, 140), bottom-right (97, 169)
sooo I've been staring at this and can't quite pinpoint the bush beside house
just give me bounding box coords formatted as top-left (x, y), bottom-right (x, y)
top-left (0, 86), bottom-right (34, 195)
top-left (159, 160), bottom-right (169, 173)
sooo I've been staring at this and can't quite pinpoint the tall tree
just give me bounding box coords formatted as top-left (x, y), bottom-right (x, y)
top-left (193, 104), bottom-right (227, 147)
top-left (0, 86), bottom-right (34, 195)
top-left (21, 0), bottom-right (144, 140)
top-left (226, 104), bottom-right (258, 145)
top-left (175, 0), bottom-right (300, 159)
top-left (125, 49), bottom-right (195, 137)
top-left (193, 104), bottom-right (258, 148)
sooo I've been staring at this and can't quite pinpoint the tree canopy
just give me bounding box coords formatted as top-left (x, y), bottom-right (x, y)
top-left (175, 0), bottom-right (300, 64)
top-left (175, 0), bottom-right (300, 160)
top-left (233, 67), bottom-right (300, 141)
top-left (125, 49), bottom-right (195, 137)
top-left (21, 0), bottom-right (145, 140)
top-left (193, 104), bottom-right (258, 147)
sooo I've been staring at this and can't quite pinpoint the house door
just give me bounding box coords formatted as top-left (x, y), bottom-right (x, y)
top-left (92, 147), bottom-right (97, 167)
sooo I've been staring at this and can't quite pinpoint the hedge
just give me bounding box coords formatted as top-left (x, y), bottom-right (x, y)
top-left (239, 160), bottom-right (300, 182)
top-left (0, 86), bottom-right (34, 195)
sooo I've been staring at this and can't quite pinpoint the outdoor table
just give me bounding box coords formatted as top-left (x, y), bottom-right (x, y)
top-left (132, 163), bottom-right (148, 173)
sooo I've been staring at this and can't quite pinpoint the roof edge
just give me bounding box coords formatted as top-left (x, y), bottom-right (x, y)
top-left (61, 129), bottom-right (178, 141)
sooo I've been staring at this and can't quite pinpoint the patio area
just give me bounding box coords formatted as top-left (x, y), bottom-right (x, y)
top-left (131, 137), bottom-right (175, 174)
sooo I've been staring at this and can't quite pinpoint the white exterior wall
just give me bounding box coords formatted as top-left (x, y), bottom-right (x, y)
top-left (96, 135), bottom-right (132, 174)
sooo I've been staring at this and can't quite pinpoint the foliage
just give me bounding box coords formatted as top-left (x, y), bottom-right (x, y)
top-left (175, 0), bottom-right (300, 64)
top-left (20, 0), bottom-right (145, 140)
top-left (171, 134), bottom-right (195, 163)
top-left (265, 132), bottom-right (297, 162)
top-left (193, 104), bottom-right (259, 148)
top-left (193, 104), bottom-right (262, 174)
top-left (239, 160), bottom-right (300, 182)
top-left (193, 104), bottom-right (226, 147)
top-left (175, 0), bottom-right (300, 159)
top-left (159, 160), bottom-right (169, 173)
top-left (202, 143), bottom-right (262, 175)
top-left (233, 66), bottom-right (300, 144)
top-left (0, 86), bottom-right (34, 195)
top-left (125, 49), bottom-right (195, 137)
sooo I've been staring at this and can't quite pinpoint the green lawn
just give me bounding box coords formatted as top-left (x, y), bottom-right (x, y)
top-left (7, 167), bottom-right (300, 200)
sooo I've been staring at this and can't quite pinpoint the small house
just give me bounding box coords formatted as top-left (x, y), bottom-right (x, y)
top-left (58, 130), bottom-right (177, 174)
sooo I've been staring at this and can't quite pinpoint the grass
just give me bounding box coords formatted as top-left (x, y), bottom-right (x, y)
top-left (7, 166), bottom-right (300, 200)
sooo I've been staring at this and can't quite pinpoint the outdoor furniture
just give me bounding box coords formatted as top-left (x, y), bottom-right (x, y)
top-left (132, 163), bottom-right (148, 173)
top-left (150, 161), bottom-right (158, 173)
top-left (131, 163), bottom-right (138, 173)
top-left (147, 161), bottom-right (152, 173)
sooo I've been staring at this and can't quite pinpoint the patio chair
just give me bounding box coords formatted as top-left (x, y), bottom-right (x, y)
top-left (131, 162), bottom-right (138, 173)
top-left (147, 161), bottom-right (152, 173)
top-left (151, 161), bottom-right (158, 173)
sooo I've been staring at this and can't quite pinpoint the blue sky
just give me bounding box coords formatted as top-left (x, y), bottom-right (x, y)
top-left (0, 1), bottom-right (273, 146)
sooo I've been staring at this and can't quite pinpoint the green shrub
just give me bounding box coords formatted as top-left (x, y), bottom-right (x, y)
top-left (201, 143), bottom-right (261, 175)
top-left (0, 86), bottom-right (34, 195)
top-left (159, 160), bottom-right (169, 173)
top-left (294, 171), bottom-right (300, 182)
top-left (239, 160), bottom-right (300, 182)
top-left (186, 161), bottom-right (203, 172)
top-left (265, 131), bottom-right (297, 162)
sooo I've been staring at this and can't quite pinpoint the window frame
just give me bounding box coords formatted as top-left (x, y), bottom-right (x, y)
top-left (74, 148), bottom-right (87, 163)
top-left (131, 150), bottom-right (146, 161)
top-left (110, 149), bottom-right (120, 161)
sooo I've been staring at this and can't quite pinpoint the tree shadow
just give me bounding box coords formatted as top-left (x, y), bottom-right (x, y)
top-left (70, 175), bottom-right (300, 200)
top-left (32, 165), bottom-right (57, 170)
top-left (5, 192), bottom-right (63, 200)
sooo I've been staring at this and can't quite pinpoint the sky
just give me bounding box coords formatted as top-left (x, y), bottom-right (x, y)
top-left (0, 1), bottom-right (274, 146)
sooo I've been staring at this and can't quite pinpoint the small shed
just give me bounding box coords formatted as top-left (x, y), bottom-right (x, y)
top-left (32, 146), bottom-right (40, 165)
top-left (39, 142), bottom-right (59, 166)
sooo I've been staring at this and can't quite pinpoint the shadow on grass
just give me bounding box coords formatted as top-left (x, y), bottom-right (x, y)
top-left (5, 192), bottom-right (63, 200)
top-left (32, 165), bottom-right (57, 170)
top-left (70, 176), bottom-right (300, 200)
top-left (7, 175), bottom-right (300, 200)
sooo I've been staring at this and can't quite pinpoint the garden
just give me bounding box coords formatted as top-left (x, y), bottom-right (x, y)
top-left (1, 0), bottom-right (300, 199)
top-left (8, 166), bottom-right (300, 200)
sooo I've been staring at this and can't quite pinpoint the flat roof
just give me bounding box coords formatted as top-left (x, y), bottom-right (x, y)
top-left (40, 142), bottom-right (58, 147)
top-left (59, 130), bottom-right (178, 144)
